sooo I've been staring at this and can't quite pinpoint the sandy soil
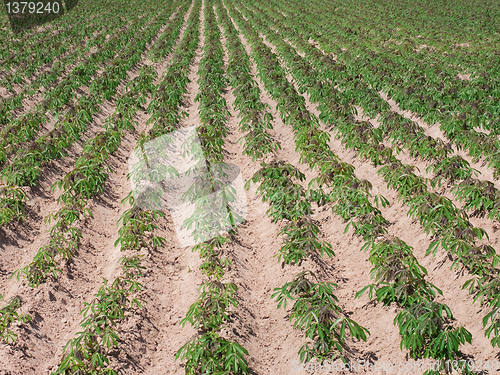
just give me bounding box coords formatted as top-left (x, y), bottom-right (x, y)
top-left (1, 0), bottom-right (500, 374)
top-left (252, 19), bottom-right (498, 371)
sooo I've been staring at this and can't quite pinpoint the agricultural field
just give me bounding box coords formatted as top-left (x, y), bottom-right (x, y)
top-left (1, 0), bottom-right (500, 373)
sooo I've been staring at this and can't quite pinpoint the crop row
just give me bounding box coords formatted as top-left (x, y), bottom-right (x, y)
top-left (0, 7), bottom-right (138, 131)
top-left (0, 16), bottom-right (134, 162)
top-left (0, 0), bottom-right (186, 348)
top-left (255, 3), bottom-right (500, 221)
top-left (0, 0), bottom-right (113, 68)
top-left (0, 1), bottom-right (183, 234)
top-left (49, 1), bottom-right (199, 372)
top-left (225, 0), bottom-right (375, 365)
top-left (214, 0), bottom-right (278, 161)
top-left (227, 1), bottom-right (476, 371)
top-left (1, 15), bottom-right (105, 93)
top-left (175, 1), bottom-right (250, 373)
top-left (243, 0), bottom-right (500, 350)
top-left (269, 0), bottom-right (500, 178)
top-left (249, 0), bottom-right (500, 230)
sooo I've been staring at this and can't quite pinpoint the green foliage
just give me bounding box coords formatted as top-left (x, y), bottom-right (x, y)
top-left (181, 281), bottom-right (238, 332)
top-left (176, 331), bottom-right (250, 375)
top-left (115, 197), bottom-right (166, 252)
top-left (52, 256), bottom-right (145, 375)
top-left (229, 0), bottom-right (485, 366)
top-left (277, 220), bottom-right (334, 264)
top-left (175, 3), bottom-right (252, 374)
top-left (0, 186), bottom-right (28, 225)
top-left (0, 295), bottom-right (31, 345)
top-left (395, 302), bottom-right (471, 361)
top-left (272, 271), bottom-right (369, 363)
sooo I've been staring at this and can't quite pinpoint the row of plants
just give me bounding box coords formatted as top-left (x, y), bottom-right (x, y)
top-left (378, 111), bottom-right (500, 222)
top-left (13, 66), bottom-right (157, 288)
top-left (147, 1), bottom-right (191, 63)
top-left (0, 0), bottom-right (105, 69)
top-left (0, 4), bottom-right (154, 167)
top-left (242, 0), bottom-right (500, 351)
top-left (0, 295), bottom-right (31, 344)
top-left (144, 0), bottom-right (199, 141)
top-left (266, 0), bottom-right (500, 178)
top-left (0, 10), bottom-right (133, 131)
top-left (246, 1), bottom-right (500, 226)
top-left (0, 15), bottom-right (104, 92)
top-left (0, 1), bottom-right (183, 189)
top-left (225, 0), bottom-right (375, 364)
top-left (0, 3), bottom-right (188, 348)
top-left (213, 0), bottom-right (278, 161)
top-left (175, 2), bottom-right (250, 373)
top-left (226, 1), bottom-right (477, 372)
top-left (52, 254), bottom-right (146, 374)
top-left (46, 1), bottom-right (202, 371)
top-left (52, 152), bottom-right (169, 373)
top-left (246, 0), bottom-right (500, 351)
top-left (217, 2), bottom-right (373, 363)
top-left (0, 185), bottom-right (29, 226)
top-left (247, 159), bottom-right (370, 363)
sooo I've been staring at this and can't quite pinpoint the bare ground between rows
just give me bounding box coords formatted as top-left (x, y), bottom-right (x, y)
top-left (0, 2), bottom-right (185, 278)
top-left (274, 30), bottom-right (500, 194)
top-left (253, 14), bottom-right (498, 365)
top-left (215, 9), bottom-right (309, 374)
top-left (129, 2), bottom-right (208, 374)
top-left (1, 19), bottom-right (136, 135)
top-left (282, 34), bottom-right (500, 254)
top-left (299, 34), bottom-right (500, 192)
top-left (224, 4), bottom-right (405, 373)
top-left (0, 8), bottom-right (193, 373)
top-left (1, 1), bottom-right (499, 373)
top-left (267, 23), bottom-right (500, 262)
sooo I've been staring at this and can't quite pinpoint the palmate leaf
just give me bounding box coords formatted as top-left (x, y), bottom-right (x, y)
top-left (101, 327), bottom-right (120, 350)
top-left (176, 331), bottom-right (250, 375)
top-left (222, 341), bottom-right (249, 373)
top-left (0, 295), bottom-right (30, 344)
top-left (393, 297), bottom-right (468, 360)
top-left (426, 327), bottom-right (472, 360)
top-left (272, 284), bottom-right (293, 310)
top-left (483, 296), bottom-right (500, 347)
top-left (52, 347), bottom-right (88, 375)
top-left (150, 235), bottom-right (166, 248)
